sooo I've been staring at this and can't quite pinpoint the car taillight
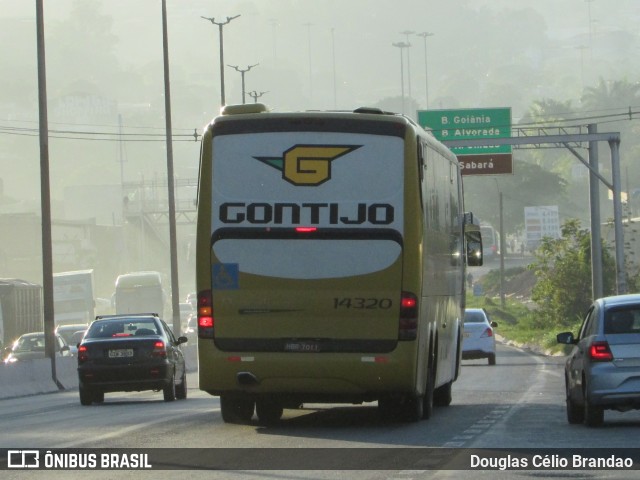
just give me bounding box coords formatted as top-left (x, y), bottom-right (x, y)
top-left (152, 340), bottom-right (167, 358)
top-left (78, 345), bottom-right (89, 363)
top-left (589, 341), bottom-right (613, 361)
top-left (481, 327), bottom-right (493, 338)
top-left (399, 292), bottom-right (418, 341)
top-left (198, 289), bottom-right (214, 339)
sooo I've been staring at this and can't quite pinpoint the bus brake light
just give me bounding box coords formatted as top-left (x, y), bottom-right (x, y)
top-left (198, 289), bottom-right (215, 339)
top-left (399, 292), bottom-right (418, 341)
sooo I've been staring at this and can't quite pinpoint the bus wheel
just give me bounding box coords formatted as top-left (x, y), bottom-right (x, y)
top-left (405, 395), bottom-right (424, 422)
top-left (256, 398), bottom-right (284, 425)
top-left (434, 380), bottom-right (452, 407)
top-left (220, 395), bottom-right (255, 424)
top-left (422, 363), bottom-right (435, 419)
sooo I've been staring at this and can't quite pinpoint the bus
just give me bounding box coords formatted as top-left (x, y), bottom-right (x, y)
top-left (195, 104), bottom-right (483, 424)
top-left (114, 271), bottom-right (165, 319)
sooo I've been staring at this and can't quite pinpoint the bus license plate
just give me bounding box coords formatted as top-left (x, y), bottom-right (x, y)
top-left (284, 342), bottom-right (320, 353)
top-left (109, 349), bottom-right (134, 358)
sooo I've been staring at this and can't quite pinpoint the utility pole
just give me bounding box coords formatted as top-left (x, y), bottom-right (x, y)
top-left (201, 14), bottom-right (240, 106)
top-left (588, 123), bottom-right (603, 299)
top-left (35, 0), bottom-right (62, 390)
top-left (162, 0), bottom-right (181, 336)
top-left (228, 64), bottom-right (258, 104)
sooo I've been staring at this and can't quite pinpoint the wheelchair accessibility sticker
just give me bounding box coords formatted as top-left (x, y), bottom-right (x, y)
top-left (212, 263), bottom-right (239, 290)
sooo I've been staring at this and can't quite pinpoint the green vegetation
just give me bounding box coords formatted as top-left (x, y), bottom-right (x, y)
top-left (465, 294), bottom-right (577, 355)
top-left (466, 218), bottom-right (622, 355)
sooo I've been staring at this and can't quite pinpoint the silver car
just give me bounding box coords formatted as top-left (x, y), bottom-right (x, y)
top-left (557, 294), bottom-right (640, 427)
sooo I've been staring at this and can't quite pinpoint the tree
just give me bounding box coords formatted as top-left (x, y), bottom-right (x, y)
top-left (529, 219), bottom-right (617, 329)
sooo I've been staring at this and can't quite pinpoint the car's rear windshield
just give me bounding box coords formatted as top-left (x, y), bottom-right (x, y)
top-left (604, 308), bottom-right (640, 334)
top-left (86, 320), bottom-right (160, 338)
top-left (464, 311), bottom-right (487, 323)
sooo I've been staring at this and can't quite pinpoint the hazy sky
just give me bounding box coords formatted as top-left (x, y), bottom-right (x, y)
top-left (1, 0), bottom-right (639, 205)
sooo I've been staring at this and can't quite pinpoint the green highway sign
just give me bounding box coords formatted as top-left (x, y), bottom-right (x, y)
top-left (417, 107), bottom-right (512, 155)
top-left (418, 107), bottom-right (513, 176)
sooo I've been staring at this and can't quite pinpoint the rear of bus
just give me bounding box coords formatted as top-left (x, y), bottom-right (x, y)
top-left (196, 106), bottom-right (422, 412)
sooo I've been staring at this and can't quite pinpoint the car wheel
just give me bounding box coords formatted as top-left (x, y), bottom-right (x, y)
top-left (93, 390), bottom-right (105, 404)
top-left (488, 353), bottom-right (496, 366)
top-left (163, 371), bottom-right (176, 402)
top-left (175, 371), bottom-right (187, 400)
top-left (584, 401), bottom-right (604, 427)
top-left (256, 398), bottom-right (284, 425)
top-left (79, 384), bottom-right (93, 406)
top-left (434, 380), bottom-right (453, 407)
top-left (220, 395), bottom-right (255, 424)
top-left (565, 378), bottom-right (584, 424)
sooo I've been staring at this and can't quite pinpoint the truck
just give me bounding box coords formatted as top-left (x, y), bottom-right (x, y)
top-left (0, 279), bottom-right (44, 352)
top-left (53, 270), bottom-right (95, 326)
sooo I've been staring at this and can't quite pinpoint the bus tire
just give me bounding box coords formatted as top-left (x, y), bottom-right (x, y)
top-left (220, 395), bottom-right (255, 424)
top-left (404, 395), bottom-right (424, 422)
top-left (422, 364), bottom-right (435, 419)
top-left (434, 380), bottom-right (452, 407)
top-left (377, 397), bottom-right (399, 421)
top-left (256, 398), bottom-right (284, 425)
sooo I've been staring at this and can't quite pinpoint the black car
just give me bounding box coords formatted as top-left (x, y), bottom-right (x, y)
top-left (77, 313), bottom-right (188, 405)
top-left (4, 332), bottom-right (71, 364)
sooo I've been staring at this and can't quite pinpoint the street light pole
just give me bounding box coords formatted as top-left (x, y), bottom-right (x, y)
top-left (228, 64), bottom-right (258, 104)
top-left (417, 32), bottom-right (434, 109)
top-left (304, 23), bottom-right (314, 104)
top-left (400, 30), bottom-right (414, 103)
top-left (248, 90), bottom-right (268, 103)
top-left (162, 0), bottom-right (180, 336)
top-left (35, 0), bottom-right (62, 390)
top-left (392, 42), bottom-right (409, 115)
top-left (201, 14), bottom-right (240, 106)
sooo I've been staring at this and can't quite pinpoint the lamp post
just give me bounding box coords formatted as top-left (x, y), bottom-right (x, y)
top-left (228, 63), bottom-right (258, 104)
top-left (304, 23), bottom-right (314, 104)
top-left (248, 90), bottom-right (268, 103)
top-left (417, 32), bottom-right (434, 109)
top-left (201, 14), bottom-right (240, 106)
top-left (392, 42), bottom-right (410, 115)
top-left (400, 30), bottom-right (414, 102)
top-left (162, 0), bottom-right (180, 336)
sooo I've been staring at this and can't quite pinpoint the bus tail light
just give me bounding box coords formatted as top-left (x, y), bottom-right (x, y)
top-left (398, 292), bottom-right (418, 341)
top-left (198, 289), bottom-right (214, 339)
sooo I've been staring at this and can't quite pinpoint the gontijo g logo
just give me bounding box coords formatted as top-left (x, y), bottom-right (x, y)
top-left (254, 145), bottom-right (361, 186)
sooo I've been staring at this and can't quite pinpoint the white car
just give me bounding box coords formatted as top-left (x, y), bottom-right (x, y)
top-left (462, 308), bottom-right (497, 365)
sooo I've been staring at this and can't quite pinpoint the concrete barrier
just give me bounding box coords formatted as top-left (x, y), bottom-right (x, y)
top-left (0, 345), bottom-right (198, 400)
